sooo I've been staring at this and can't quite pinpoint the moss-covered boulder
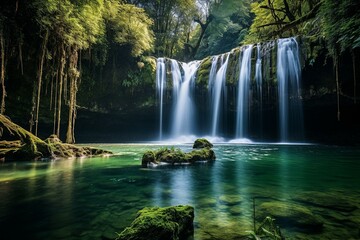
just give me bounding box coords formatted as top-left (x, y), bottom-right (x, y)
top-left (0, 114), bottom-right (112, 161)
top-left (116, 205), bottom-right (194, 240)
top-left (186, 148), bottom-right (215, 162)
top-left (142, 145), bottom-right (216, 167)
top-left (256, 201), bottom-right (323, 233)
top-left (193, 138), bottom-right (213, 149)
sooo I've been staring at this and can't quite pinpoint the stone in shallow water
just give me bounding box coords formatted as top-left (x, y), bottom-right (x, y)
top-left (292, 191), bottom-right (358, 212)
top-left (219, 194), bottom-right (242, 206)
top-left (256, 201), bottom-right (323, 233)
top-left (116, 205), bottom-right (194, 240)
top-left (229, 206), bottom-right (242, 216)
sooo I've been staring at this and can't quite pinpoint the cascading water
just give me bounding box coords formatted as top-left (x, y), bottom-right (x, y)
top-left (211, 53), bottom-right (230, 136)
top-left (255, 43), bottom-right (263, 137)
top-left (155, 37), bottom-right (304, 143)
top-left (170, 59), bottom-right (182, 104)
top-left (171, 61), bottom-right (201, 138)
top-left (156, 58), bottom-right (166, 140)
top-left (208, 55), bottom-right (220, 91)
top-left (235, 45), bottom-right (253, 139)
top-left (277, 37), bottom-right (303, 142)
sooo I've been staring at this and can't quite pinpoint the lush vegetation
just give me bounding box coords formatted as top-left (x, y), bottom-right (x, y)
top-left (0, 0), bottom-right (359, 141)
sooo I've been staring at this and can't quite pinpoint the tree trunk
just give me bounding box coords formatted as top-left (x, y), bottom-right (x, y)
top-left (34, 31), bottom-right (48, 136)
top-left (66, 47), bottom-right (79, 144)
top-left (19, 42), bottom-right (23, 75)
top-left (0, 32), bottom-right (6, 114)
top-left (335, 56), bottom-right (340, 121)
top-left (352, 51), bottom-right (356, 104)
top-left (56, 44), bottom-right (66, 137)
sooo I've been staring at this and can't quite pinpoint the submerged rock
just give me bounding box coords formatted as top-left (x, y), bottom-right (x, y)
top-left (292, 191), bottom-right (358, 212)
top-left (219, 194), bottom-right (242, 206)
top-left (256, 201), bottom-right (323, 233)
top-left (193, 138), bottom-right (213, 149)
top-left (0, 114), bottom-right (112, 161)
top-left (116, 205), bottom-right (194, 240)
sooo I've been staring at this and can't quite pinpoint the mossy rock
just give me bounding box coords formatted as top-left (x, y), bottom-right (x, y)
top-left (142, 144), bottom-right (216, 167)
top-left (142, 151), bottom-right (156, 167)
top-left (196, 56), bottom-right (212, 87)
top-left (0, 114), bottom-right (112, 161)
top-left (116, 205), bottom-right (194, 240)
top-left (186, 148), bottom-right (215, 162)
top-left (256, 201), bottom-right (323, 233)
top-left (193, 138), bottom-right (213, 149)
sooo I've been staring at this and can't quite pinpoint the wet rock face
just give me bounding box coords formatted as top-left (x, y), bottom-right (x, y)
top-left (256, 201), bottom-right (324, 233)
top-left (116, 205), bottom-right (194, 240)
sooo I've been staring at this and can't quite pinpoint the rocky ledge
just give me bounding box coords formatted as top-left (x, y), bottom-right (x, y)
top-left (142, 139), bottom-right (216, 167)
top-left (0, 114), bottom-right (112, 161)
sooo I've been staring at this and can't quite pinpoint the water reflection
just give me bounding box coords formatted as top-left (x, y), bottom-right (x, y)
top-left (0, 144), bottom-right (359, 239)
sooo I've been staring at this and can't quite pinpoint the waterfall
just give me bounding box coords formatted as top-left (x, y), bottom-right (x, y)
top-left (210, 53), bottom-right (230, 136)
top-left (171, 61), bottom-right (201, 138)
top-left (170, 59), bottom-right (182, 104)
top-left (154, 37), bottom-right (304, 143)
top-left (235, 45), bottom-right (253, 139)
top-left (156, 58), bottom-right (166, 140)
top-left (208, 55), bottom-right (220, 91)
top-left (277, 37), bottom-right (303, 142)
top-left (255, 43), bottom-right (263, 137)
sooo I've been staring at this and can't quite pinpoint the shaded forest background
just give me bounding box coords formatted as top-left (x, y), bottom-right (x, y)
top-left (0, 0), bottom-right (359, 143)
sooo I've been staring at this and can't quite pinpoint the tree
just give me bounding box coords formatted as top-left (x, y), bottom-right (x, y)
top-left (245, 0), bottom-right (322, 43)
top-left (320, 0), bottom-right (360, 119)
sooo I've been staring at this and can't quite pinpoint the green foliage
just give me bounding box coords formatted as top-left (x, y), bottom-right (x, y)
top-left (245, 0), bottom-right (322, 44)
top-left (194, 0), bottom-right (253, 59)
top-left (108, 2), bottom-right (154, 56)
top-left (320, 0), bottom-right (360, 56)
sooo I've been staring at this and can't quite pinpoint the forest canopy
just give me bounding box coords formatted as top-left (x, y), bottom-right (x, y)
top-left (0, 0), bottom-right (359, 142)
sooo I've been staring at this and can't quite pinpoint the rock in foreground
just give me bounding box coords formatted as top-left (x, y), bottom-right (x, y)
top-left (116, 205), bottom-right (194, 240)
top-left (0, 114), bottom-right (112, 161)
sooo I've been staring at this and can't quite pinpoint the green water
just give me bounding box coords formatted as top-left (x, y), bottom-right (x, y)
top-left (0, 144), bottom-right (359, 239)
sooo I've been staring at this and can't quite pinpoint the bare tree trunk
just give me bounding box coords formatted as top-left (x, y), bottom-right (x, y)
top-left (34, 31), bottom-right (48, 136)
top-left (352, 51), bottom-right (356, 104)
top-left (66, 47), bottom-right (79, 144)
top-left (0, 32), bottom-right (6, 114)
top-left (56, 44), bottom-right (66, 137)
top-left (335, 56), bottom-right (340, 121)
top-left (29, 83), bottom-right (36, 132)
top-left (19, 42), bottom-right (23, 75)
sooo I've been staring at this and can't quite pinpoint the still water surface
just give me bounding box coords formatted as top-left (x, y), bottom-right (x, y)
top-left (0, 144), bottom-right (359, 239)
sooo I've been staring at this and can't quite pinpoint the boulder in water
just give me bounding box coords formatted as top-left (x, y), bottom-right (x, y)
top-left (193, 138), bottom-right (213, 149)
top-left (116, 205), bottom-right (194, 240)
